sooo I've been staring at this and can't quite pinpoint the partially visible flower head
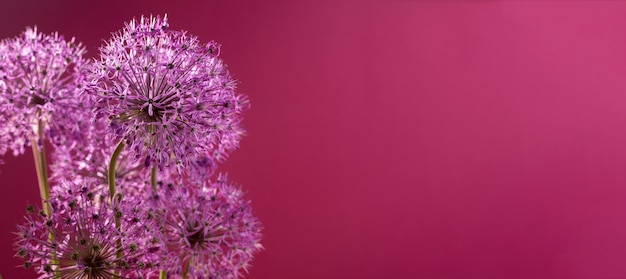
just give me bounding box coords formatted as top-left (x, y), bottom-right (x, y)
top-left (87, 15), bottom-right (248, 173)
top-left (51, 118), bottom-right (219, 188)
top-left (15, 181), bottom-right (164, 278)
top-left (50, 115), bottom-right (146, 190)
top-left (156, 174), bottom-right (262, 278)
top-left (0, 42), bottom-right (10, 157)
top-left (0, 27), bottom-right (87, 156)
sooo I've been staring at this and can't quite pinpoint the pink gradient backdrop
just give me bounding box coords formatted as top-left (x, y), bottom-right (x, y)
top-left (2, 1), bottom-right (626, 278)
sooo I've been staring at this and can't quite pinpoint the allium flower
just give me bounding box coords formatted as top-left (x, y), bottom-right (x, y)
top-left (50, 115), bottom-right (146, 189)
top-left (87, 15), bottom-right (248, 172)
top-left (15, 181), bottom-right (164, 278)
top-left (0, 27), bottom-right (87, 156)
top-left (156, 174), bottom-right (262, 278)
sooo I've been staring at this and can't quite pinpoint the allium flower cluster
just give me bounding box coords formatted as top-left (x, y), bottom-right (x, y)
top-left (87, 15), bottom-right (248, 173)
top-left (15, 181), bottom-right (164, 279)
top-left (155, 174), bottom-right (263, 278)
top-left (9, 15), bottom-right (262, 279)
top-left (0, 27), bottom-right (87, 155)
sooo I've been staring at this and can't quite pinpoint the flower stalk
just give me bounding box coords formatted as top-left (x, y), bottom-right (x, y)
top-left (152, 166), bottom-right (168, 279)
top-left (31, 110), bottom-right (50, 216)
top-left (108, 140), bottom-right (125, 279)
top-left (30, 139), bottom-right (50, 214)
top-left (108, 140), bottom-right (125, 198)
top-left (182, 261), bottom-right (189, 279)
top-left (30, 109), bottom-right (59, 276)
top-left (151, 166), bottom-right (157, 191)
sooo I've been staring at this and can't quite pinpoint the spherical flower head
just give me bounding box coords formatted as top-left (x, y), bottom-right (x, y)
top-left (156, 174), bottom-right (262, 278)
top-left (87, 15), bottom-right (248, 173)
top-left (0, 27), bottom-right (87, 156)
top-left (15, 181), bottom-right (164, 278)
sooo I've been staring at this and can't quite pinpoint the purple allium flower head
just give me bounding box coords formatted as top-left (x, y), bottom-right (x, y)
top-left (0, 27), bottom-right (87, 156)
top-left (86, 15), bottom-right (248, 173)
top-left (15, 181), bottom-right (164, 278)
top-left (156, 174), bottom-right (262, 278)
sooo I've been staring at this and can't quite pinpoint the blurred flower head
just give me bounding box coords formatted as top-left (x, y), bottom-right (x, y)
top-left (155, 174), bottom-right (262, 278)
top-left (50, 115), bottom-right (146, 191)
top-left (0, 27), bottom-right (87, 155)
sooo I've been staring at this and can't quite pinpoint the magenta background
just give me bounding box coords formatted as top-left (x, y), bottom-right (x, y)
top-left (3, 1), bottom-right (626, 278)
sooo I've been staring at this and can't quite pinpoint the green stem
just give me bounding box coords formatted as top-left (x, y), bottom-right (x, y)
top-left (31, 139), bottom-right (50, 215)
top-left (31, 109), bottom-right (58, 275)
top-left (108, 140), bottom-right (125, 198)
top-left (31, 111), bottom-right (50, 216)
top-left (152, 166), bottom-right (168, 279)
top-left (151, 166), bottom-right (157, 191)
top-left (182, 260), bottom-right (190, 279)
top-left (107, 140), bottom-right (125, 279)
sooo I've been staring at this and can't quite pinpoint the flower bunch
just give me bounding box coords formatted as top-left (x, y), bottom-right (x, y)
top-left (4, 15), bottom-right (262, 279)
